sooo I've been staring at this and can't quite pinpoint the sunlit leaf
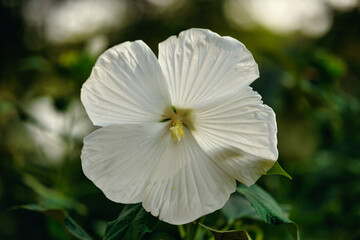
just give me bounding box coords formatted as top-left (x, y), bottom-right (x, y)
top-left (266, 161), bottom-right (292, 179)
top-left (11, 204), bottom-right (92, 240)
top-left (104, 203), bottom-right (159, 240)
top-left (199, 223), bottom-right (252, 240)
top-left (237, 185), bottom-right (300, 240)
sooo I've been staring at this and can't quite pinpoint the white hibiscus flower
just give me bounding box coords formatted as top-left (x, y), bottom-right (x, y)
top-left (81, 28), bottom-right (278, 225)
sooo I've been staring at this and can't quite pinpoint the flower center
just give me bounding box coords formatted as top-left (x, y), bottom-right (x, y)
top-left (169, 118), bottom-right (184, 144)
top-left (161, 106), bottom-right (193, 144)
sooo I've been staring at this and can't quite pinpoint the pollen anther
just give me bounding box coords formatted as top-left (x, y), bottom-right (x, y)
top-left (170, 119), bottom-right (184, 144)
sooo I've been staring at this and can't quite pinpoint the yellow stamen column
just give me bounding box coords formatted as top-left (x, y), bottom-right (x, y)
top-left (169, 119), bottom-right (184, 144)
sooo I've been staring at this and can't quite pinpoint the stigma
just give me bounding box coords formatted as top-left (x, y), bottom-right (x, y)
top-left (170, 119), bottom-right (184, 144)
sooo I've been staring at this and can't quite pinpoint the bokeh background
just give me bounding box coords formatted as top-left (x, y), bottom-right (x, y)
top-left (1, 0), bottom-right (360, 239)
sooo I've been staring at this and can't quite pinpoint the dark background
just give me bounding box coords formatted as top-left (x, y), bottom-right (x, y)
top-left (1, 0), bottom-right (360, 239)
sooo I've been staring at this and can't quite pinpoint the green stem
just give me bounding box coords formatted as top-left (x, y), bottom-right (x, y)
top-left (178, 216), bottom-right (207, 240)
top-left (185, 222), bottom-right (197, 240)
top-left (193, 217), bottom-right (206, 239)
top-left (178, 225), bottom-right (186, 239)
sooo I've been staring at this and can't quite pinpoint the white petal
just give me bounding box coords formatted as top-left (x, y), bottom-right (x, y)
top-left (142, 128), bottom-right (236, 225)
top-left (81, 40), bottom-right (171, 126)
top-left (81, 122), bottom-right (169, 203)
top-left (158, 28), bottom-right (259, 108)
top-left (192, 87), bottom-right (278, 186)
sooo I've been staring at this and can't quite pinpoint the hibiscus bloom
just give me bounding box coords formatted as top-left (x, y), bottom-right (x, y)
top-left (81, 28), bottom-right (278, 225)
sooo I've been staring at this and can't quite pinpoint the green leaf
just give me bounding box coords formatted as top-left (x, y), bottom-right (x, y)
top-left (237, 185), bottom-right (300, 240)
top-left (11, 204), bottom-right (93, 240)
top-left (199, 223), bottom-right (252, 240)
top-left (104, 203), bottom-right (159, 240)
top-left (266, 161), bottom-right (292, 179)
top-left (222, 194), bottom-right (261, 222)
top-left (22, 174), bottom-right (87, 214)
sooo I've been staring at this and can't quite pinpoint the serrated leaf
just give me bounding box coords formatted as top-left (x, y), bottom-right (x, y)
top-left (11, 204), bottom-right (92, 240)
top-left (266, 161), bottom-right (292, 179)
top-left (104, 203), bottom-right (159, 240)
top-left (199, 223), bottom-right (252, 240)
top-left (237, 185), bottom-right (300, 240)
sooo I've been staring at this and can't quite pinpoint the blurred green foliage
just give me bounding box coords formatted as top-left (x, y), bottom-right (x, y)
top-left (1, 0), bottom-right (360, 239)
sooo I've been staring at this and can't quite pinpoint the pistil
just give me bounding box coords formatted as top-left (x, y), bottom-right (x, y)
top-left (170, 119), bottom-right (184, 144)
